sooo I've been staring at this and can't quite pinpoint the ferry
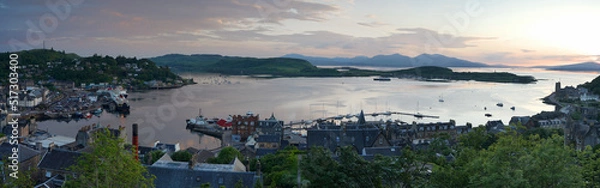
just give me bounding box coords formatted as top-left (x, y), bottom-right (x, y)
top-left (97, 86), bottom-right (130, 112)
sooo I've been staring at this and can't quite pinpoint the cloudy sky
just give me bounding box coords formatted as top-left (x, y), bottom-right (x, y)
top-left (1, 0), bottom-right (599, 66)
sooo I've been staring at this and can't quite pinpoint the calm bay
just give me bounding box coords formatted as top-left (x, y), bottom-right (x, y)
top-left (36, 68), bottom-right (599, 150)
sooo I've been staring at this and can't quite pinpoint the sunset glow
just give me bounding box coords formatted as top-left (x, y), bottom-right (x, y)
top-left (1, 0), bottom-right (599, 66)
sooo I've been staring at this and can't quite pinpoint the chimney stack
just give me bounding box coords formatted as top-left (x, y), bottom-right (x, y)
top-left (132, 123), bottom-right (139, 161)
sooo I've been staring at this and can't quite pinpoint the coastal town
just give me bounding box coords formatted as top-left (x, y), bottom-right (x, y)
top-left (1, 47), bottom-right (600, 188)
top-left (2, 74), bottom-right (600, 187)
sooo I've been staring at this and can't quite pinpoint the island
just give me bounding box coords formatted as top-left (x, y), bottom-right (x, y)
top-left (152, 54), bottom-right (537, 84)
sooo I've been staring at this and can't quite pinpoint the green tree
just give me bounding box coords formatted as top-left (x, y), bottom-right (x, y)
top-left (200, 183), bottom-right (210, 188)
top-left (145, 150), bottom-right (165, 165)
top-left (579, 145), bottom-right (600, 187)
top-left (64, 128), bottom-right (155, 188)
top-left (235, 179), bottom-right (245, 188)
top-left (171, 150), bottom-right (193, 162)
top-left (256, 146), bottom-right (301, 188)
top-left (1, 165), bottom-right (35, 188)
top-left (207, 146), bottom-right (243, 164)
top-left (437, 130), bottom-right (583, 187)
top-left (458, 126), bottom-right (497, 150)
top-left (301, 146), bottom-right (344, 187)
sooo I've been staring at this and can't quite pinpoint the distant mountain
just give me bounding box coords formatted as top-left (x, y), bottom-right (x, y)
top-left (282, 53), bottom-right (489, 68)
top-left (539, 61), bottom-right (600, 71)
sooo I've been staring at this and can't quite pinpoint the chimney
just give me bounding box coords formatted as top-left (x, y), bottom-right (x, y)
top-left (48, 142), bottom-right (55, 152)
top-left (132, 123), bottom-right (139, 161)
top-left (36, 142), bottom-right (43, 151)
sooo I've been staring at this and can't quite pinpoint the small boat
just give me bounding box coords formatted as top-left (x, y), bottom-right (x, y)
top-left (93, 108), bottom-right (103, 115)
top-left (414, 113), bottom-right (424, 119)
top-left (496, 103), bottom-right (503, 107)
top-left (72, 111), bottom-right (84, 119)
top-left (373, 77), bottom-right (391, 81)
top-left (485, 113), bottom-right (492, 117)
top-left (510, 106), bottom-right (515, 110)
top-left (439, 95), bottom-right (444, 102)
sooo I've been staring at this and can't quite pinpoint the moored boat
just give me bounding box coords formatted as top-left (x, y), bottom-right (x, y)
top-left (373, 77), bottom-right (391, 81)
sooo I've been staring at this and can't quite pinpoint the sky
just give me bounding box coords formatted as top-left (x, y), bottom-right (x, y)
top-left (1, 0), bottom-right (599, 66)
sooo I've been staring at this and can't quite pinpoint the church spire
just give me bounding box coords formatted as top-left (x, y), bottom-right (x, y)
top-left (358, 110), bottom-right (366, 124)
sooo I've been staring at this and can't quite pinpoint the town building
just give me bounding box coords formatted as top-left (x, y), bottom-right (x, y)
top-left (232, 112), bottom-right (259, 142)
top-left (0, 143), bottom-right (44, 183)
top-left (148, 154), bottom-right (261, 188)
top-left (37, 148), bottom-right (82, 185)
top-left (75, 124), bottom-right (126, 148)
top-left (307, 111), bottom-right (389, 154)
top-left (564, 120), bottom-right (600, 151)
top-left (257, 113), bottom-right (284, 136)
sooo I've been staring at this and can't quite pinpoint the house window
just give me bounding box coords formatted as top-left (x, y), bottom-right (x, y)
top-left (45, 171), bottom-right (52, 178)
top-left (379, 138), bottom-right (383, 145)
top-left (218, 177), bottom-right (223, 184)
top-left (196, 176), bottom-right (202, 182)
top-left (366, 136), bottom-right (370, 142)
top-left (336, 136), bottom-right (340, 142)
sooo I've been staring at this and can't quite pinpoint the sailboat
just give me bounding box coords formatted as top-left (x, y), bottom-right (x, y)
top-left (438, 95), bottom-right (444, 102)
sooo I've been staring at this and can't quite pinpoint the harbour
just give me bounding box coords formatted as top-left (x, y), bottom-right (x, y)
top-left (33, 68), bottom-right (598, 150)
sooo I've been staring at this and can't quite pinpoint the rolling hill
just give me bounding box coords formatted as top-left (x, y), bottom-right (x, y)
top-left (282, 53), bottom-right (489, 67)
top-left (538, 61), bottom-right (600, 71)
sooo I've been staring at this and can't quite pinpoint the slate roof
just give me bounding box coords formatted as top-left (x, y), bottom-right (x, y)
top-left (485, 120), bottom-right (505, 134)
top-left (0, 143), bottom-right (41, 162)
top-left (307, 124), bottom-right (381, 153)
top-left (155, 142), bottom-right (180, 154)
top-left (185, 147), bottom-right (199, 154)
top-left (148, 165), bottom-right (259, 188)
top-left (193, 150), bottom-right (216, 164)
top-left (509, 116), bottom-right (531, 125)
top-left (256, 148), bottom-right (278, 157)
top-left (38, 149), bottom-right (82, 172)
top-left (363, 146), bottom-right (403, 157)
top-left (34, 175), bottom-right (65, 188)
top-left (255, 134), bottom-right (281, 143)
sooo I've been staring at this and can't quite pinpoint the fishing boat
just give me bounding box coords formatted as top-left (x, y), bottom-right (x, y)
top-left (496, 103), bottom-right (503, 107)
top-left (373, 77), bottom-right (391, 81)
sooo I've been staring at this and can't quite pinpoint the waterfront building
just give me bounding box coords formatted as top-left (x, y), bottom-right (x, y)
top-left (232, 112), bottom-right (259, 142)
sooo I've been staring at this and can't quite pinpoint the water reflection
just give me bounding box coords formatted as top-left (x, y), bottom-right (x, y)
top-left (36, 68), bottom-right (598, 150)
